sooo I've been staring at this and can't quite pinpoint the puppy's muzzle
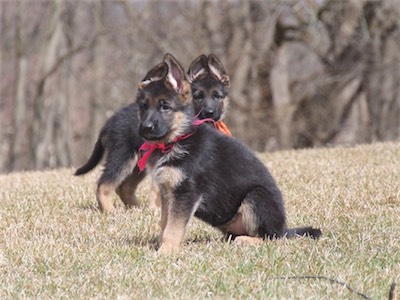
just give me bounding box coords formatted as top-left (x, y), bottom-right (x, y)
top-left (201, 107), bottom-right (221, 121)
top-left (140, 120), bottom-right (156, 134)
top-left (139, 118), bottom-right (168, 141)
top-left (139, 120), bottom-right (157, 139)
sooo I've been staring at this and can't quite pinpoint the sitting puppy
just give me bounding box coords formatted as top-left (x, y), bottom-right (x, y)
top-left (75, 54), bottom-right (232, 212)
top-left (137, 54), bottom-right (321, 255)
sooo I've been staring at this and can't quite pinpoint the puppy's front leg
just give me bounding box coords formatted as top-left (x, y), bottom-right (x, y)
top-left (159, 213), bottom-right (189, 255)
top-left (158, 190), bottom-right (196, 256)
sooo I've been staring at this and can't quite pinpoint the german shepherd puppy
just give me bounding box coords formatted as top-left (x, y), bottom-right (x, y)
top-left (74, 103), bottom-right (145, 212)
top-left (137, 54), bottom-right (321, 255)
top-left (75, 54), bottom-right (232, 212)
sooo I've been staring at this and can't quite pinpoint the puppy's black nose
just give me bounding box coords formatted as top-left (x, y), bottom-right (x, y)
top-left (140, 121), bottom-right (155, 133)
top-left (204, 109), bottom-right (215, 118)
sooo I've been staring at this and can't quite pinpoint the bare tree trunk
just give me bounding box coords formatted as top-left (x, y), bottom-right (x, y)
top-left (90, 1), bottom-right (106, 147)
top-left (54, 7), bottom-right (74, 168)
top-left (270, 44), bottom-right (293, 149)
top-left (201, 1), bottom-right (223, 56)
top-left (224, 2), bottom-right (254, 139)
top-left (32, 0), bottom-right (64, 169)
top-left (364, 0), bottom-right (400, 142)
top-left (11, 0), bottom-right (31, 171)
top-left (55, 89), bottom-right (70, 167)
top-left (225, 2), bottom-right (267, 148)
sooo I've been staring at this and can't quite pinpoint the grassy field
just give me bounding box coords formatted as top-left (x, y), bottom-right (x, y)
top-left (1, 142), bottom-right (399, 299)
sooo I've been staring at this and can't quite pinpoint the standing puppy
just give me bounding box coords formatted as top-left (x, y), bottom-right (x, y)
top-left (137, 54), bottom-right (321, 255)
top-left (75, 54), bottom-right (233, 212)
top-left (75, 103), bottom-right (144, 212)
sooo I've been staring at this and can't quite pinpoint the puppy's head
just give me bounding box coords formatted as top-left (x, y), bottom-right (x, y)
top-left (137, 53), bottom-right (193, 144)
top-left (188, 54), bottom-right (230, 121)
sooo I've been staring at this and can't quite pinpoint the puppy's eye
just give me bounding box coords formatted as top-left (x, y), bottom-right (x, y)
top-left (193, 93), bottom-right (204, 101)
top-left (160, 101), bottom-right (171, 111)
top-left (213, 93), bottom-right (223, 101)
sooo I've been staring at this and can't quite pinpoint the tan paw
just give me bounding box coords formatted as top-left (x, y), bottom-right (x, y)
top-left (158, 243), bottom-right (180, 256)
top-left (233, 236), bottom-right (263, 246)
top-left (99, 204), bottom-right (116, 214)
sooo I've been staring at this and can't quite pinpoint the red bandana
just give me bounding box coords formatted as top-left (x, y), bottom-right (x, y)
top-left (137, 118), bottom-right (216, 172)
top-left (137, 131), bottom-right (193, 172)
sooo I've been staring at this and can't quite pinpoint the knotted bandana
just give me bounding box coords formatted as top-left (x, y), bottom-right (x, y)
top-left (137, 118), bottom-right (231, 172)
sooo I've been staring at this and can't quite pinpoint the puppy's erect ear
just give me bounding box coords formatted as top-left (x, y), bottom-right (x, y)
top-left (187, 54), bottom-right (208, 83)
top-left (163, 53), bottom-right (186, 93)
top-left (208, 54), bottom-right (230, 86)
top-left (139, 62), bottom-right (168, 89)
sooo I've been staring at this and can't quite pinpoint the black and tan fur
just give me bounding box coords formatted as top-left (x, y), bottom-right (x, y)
top-left (74, 104), bottom-right (144, 212)
top-left (188, 54), bottom-right (230, 121)
top-left (75, 54), bottom-right (231, 213)
top-left (137, 54), bottom-right (321, 255)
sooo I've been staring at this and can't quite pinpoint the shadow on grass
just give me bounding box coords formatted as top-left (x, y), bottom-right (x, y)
top-left (77, 202), bottom-right (127, 212)
top-left (186, 235), bottom-right (223, 244)
top-left (77, 202), bottom-right (100, 211)
top-left (116, 235), bottom-right (159, 250)
top-left (115, 234), bottom-right (222, 251)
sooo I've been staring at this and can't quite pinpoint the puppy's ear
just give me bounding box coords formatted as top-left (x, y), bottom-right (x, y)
top-left (163, 53), bottom-right (186, 93)
top-left (139, 62), bottom-right (168, 89)
top-left (208, 54), bottom-right (230, 86)
top-left (187, 54), bottom-right (208, 82)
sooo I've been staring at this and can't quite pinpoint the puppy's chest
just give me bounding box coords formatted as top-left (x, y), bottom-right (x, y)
top-left (147, 144), bottom-right (188, 188)
top-left (151, 165), bottom-right (186, 189)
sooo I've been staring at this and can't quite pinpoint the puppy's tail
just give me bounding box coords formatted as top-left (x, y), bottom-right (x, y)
top-left (74, 128), bottom-right (106, 176)
top-left (285, 227), bottom-right (322, 239)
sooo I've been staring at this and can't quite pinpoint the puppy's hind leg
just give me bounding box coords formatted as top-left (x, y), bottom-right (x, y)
top-left (96, 183), bottom-right (117, 213)
top-left (97, 151), bottom-right (138, 213)
top-left (228, 187), bottom-right (287, 245)
top-left (233, 235), bottom-right (263, 246)
top-left (147, 179), bottom-right (161, 210)
top-left (226, 202), bottom-right (263, 246)
top-left (116, 166), bottom-right (146, 209)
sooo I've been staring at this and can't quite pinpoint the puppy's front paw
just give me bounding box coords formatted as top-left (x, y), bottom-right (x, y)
top-left (158, 243), bottom-right (180, 256)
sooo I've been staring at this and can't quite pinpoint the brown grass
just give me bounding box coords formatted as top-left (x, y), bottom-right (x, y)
top-left (1, 142), bottom-right (399, 299)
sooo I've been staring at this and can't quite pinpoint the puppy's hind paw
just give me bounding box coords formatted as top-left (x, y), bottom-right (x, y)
top-left (232, 236), bottom-right (263, 246)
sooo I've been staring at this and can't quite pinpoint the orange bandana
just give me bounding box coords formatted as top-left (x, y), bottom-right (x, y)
top-left (216, 120), bottom-right (232, 137)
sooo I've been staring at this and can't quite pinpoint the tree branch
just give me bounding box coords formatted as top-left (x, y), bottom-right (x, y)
top-left (34, 29), bottom-right (108, 101)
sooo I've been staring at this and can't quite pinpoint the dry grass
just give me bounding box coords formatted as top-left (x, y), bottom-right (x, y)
top-left (1, 142), bottom-right (399, 299)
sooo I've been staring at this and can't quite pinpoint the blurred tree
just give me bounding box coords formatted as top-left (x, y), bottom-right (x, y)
top-left (11, 0), bottom-right (30, 171)
top-left (0, 0), bottom-right (399, 173)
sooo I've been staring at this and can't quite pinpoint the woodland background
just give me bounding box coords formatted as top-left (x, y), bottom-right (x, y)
top-left (0, 0), bottom-right (399, 173)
